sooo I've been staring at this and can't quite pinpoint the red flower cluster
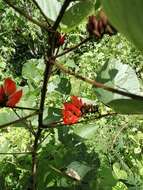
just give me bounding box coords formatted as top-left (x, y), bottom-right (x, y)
top-left (0, 78), bottom-right (22, 107)
top-left (62, 96), bottom-right (83, 125)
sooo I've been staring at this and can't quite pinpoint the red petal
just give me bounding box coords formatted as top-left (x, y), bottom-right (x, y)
top-left (64, 103), bottom-right (81, 117)
top-left (0, 86), bottom-right (5, 103)
top-left (6, 90), bottom-right (22, 107)
top-left (4, 78), bottom-right (16, 96)
top-left (71, 96), bottom-right (83, 109)
top-left (58, 35), bottom-right (65, 45)
top-left (63, 110), bottom-right (79, 125)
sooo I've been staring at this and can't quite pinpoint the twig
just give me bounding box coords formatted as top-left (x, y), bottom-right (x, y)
top-left (3, 0), bottom-right (49, 31)
top-left (54, 61), bottom-right (143, 101)
top-left (110, 124), bottom-right (128, 150)
top-left (32, 0), bottom-right (51, 26)
top-left (5, 106), bottom-right (39, 111)
top-left (55, 37), bottom-right (92, 58)
top-left (52, 0), bottom-right (71, 30)
top-left (0, 111), bottom-right (38, 129)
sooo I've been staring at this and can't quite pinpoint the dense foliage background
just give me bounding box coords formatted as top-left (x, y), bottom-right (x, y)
top-left (0, 0), bottom-right (143, 190)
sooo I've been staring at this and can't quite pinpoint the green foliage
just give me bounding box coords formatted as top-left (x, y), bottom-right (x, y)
top-left (101, 0), bottom-right (143, 51)
top-left (0, 1), bottom-right (143, 190)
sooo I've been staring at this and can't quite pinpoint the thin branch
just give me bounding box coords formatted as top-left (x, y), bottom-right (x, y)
top-left (54, 61), bottom-right (143, 101)
top-left (110, 124), bottom-right (128, 150)
top-left (55, 37), bottom-right (92, 58)
top-left (41, 113), bottom-right (117, 129)
top-left (32, 0), bottom-right (51, 26)
top-left (52, 0), bottom-right (71, 30)
top-left (3, 0), bottom-right (49, 31)
top-left (0, 111), bottom-right (38, 129)
top-left (5, 106), bottom-right (39, 111)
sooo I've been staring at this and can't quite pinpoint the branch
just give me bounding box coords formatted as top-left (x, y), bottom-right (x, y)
top-left (54, 61), bottom-right (143, 101)
top-left (5, 106), bottom-right (39, 111)
top-left (41, 113), bottom-right (117, 129)
top-left (3, 0), bottom-right (49, 32)
top-left (0, 111), bottom-right (38, 129)
top-left (52, 0), bottom-right (71, 30)
top-left (32, 0), bottom-right (51, 26)
top-left (31, 55), bottom-right (54, 190)
top-left (55, 37), bottom-right (92, 58)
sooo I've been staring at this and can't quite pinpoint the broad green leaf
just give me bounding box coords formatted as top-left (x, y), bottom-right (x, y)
top-left (95, 59), bottom-right (140, 104)
top-left (35, 0), bottom-right (62, 21)
top-left (55, 78), bottom-right (71, 95)
top-left (62, 1), bottom-right (94, 30)
top-left (101, 0), bottom-right (143, 51)
top-left (95, 165), bottom-right (117, 190)
top-left (74, 122), bottom-right (100, 139)
top-left (66, 161), bottom-right (91, 180)
top-left (94, 59), bottom-right (143, 114)
top-left (43, 107), bottom-right (62, 125)
top-left (22, 59), bottom-right (44, 84)
top-left (0, 111), bottom-right (17, 125)
top-left (0, 140), bottom-right (10, 161)
top-left (109, 99), bottom-right (143, 114)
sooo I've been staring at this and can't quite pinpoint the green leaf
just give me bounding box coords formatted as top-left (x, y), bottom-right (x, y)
top-left (109, 99), bottom-right (143, 114)
top-left (43, 107), bottom-right (62, 125)
top-left (66, 161), bottom-right (91, 180)
top-left (35, 0), bottom-right (62, 21)
top-left (0, 111), bottom-right (17, 125)
top-left (101, 0), bottom-right (143, 51)
top-left (94, 59), bottom-right (143, 114)
top-left (62, 1), bottom-right (94, 30)
top-left (0, 140), bottom-right (10, 161)
top-left (22, 59), bottom-right (44, 84)
top-left (74, 123), bottom-right (100, 139)
top-left (95, 165), bottom-right (117, 190)
top-left (55, 78), bottom-right (71, 95)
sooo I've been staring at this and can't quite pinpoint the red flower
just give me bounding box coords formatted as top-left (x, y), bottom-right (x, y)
top-left (71, 96), bottom-right (83, 109)
top-left (58, 34), bottom-right (65, 46)
top-left (62, 96), bottom-right (83, 125)
top-left (63, 110), bottom-right (79, 125)
top-left (0, 78), bottom-right (22, 107)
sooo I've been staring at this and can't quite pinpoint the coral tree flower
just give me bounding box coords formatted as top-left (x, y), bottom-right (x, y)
top-left (0, 78), bottom-right (22, 107)
top-left (62, 96), bottom-right (83, 125)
